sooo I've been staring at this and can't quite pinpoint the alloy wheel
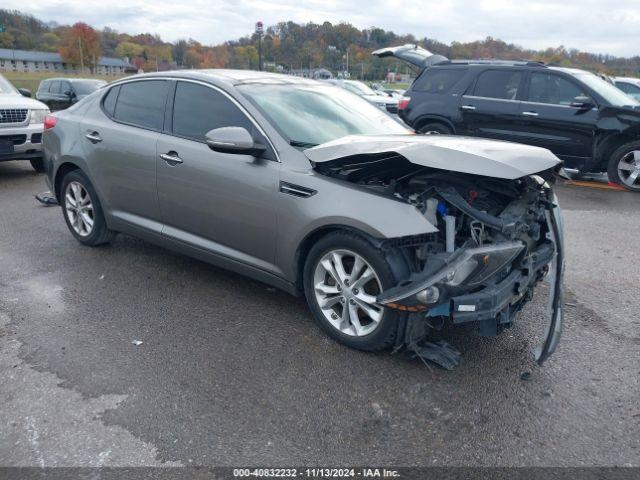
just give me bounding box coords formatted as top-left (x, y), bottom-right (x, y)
top-left (313, 249), bottom-right (384, 337)
top-left (65, 181), bottom-right (94, 237)
top-left (617, 150), bottom-right (640, 188)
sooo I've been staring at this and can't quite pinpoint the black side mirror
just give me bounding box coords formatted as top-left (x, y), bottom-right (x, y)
top-left (18, 88), bottom-right (31, 98)
top-left (205, 127), bottom-right (266, 157)
top-left (570, 95), bottom-right (595, 110)
top-left (63, 90), bottom-right (74, 98)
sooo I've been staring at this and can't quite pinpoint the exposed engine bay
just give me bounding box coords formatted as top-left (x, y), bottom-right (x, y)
top-left (315, 153), bottom-right (565, 369)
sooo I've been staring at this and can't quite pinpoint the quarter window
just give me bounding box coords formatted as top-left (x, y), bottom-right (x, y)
top-left (527, 73), bottom-right (588, 105)
top-left (413, 68), bottom-right (467, 93)
top-left (102, 85), bottom-right (120, 117)
top-left (473, 70), bottom-right (522, 100)
top-left (113, 80), bottom-right (169, 130)
top-left (172, 81), bottom-right (253, 141)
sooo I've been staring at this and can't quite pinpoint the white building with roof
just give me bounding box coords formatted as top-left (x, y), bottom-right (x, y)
top-left (0, 48), bottom-right (135, 75)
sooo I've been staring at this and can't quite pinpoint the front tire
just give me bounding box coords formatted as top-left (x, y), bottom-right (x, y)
top-left (607, 141), bottom-right (640, 191)
top-left (303, 231), bottom-right (408, 352)
top-left (60, 170), bottom-right (116, 246)
top-left (418, 122), bottom-right (452, 135)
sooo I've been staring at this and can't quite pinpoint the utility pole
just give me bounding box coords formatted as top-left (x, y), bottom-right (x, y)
top-left (255, 21), bottom-right (264, 71)
top-left (78, 37), bottom-right (84, 73)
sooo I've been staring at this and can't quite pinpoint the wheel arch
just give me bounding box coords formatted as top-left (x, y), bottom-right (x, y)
top-left (595, 133), bottom-right (637, 169)
top-left (293, 225), bottom-right (410, 295)
top-left (413, 115), bottom-right (456, 134)
top-left (53, 161), bottom-right (82, 202)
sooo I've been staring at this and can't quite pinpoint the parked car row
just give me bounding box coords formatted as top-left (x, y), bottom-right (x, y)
top-left (40, 69), bottom-right (564, 368)
top-left (373, 44), bottom-right (640, 191)
top-left (0, 74), bottom-right (106, 172)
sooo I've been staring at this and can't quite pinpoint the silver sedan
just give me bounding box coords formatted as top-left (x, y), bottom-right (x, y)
top-left (43, 70), bottom-right (564, 368)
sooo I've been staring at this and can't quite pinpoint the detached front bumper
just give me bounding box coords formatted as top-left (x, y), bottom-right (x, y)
top-left (0, 122), bottom-right (44, 161)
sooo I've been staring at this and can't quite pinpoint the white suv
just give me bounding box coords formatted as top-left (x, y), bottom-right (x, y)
top-left (0, 74), bottom-right (49, 172)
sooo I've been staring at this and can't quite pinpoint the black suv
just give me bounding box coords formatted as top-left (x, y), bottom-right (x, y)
top-left (36, 78), bottom-right (107, 112)
top-left (374, 45), bottom-right (640, 191)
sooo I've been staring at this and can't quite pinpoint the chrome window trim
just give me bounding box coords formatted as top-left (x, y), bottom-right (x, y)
top-left (104, 76), bottom-right (281, 162)
top-left (462, 95), bottom-right (519, 103)
top-left (520, 100), bottom-right (597, 110)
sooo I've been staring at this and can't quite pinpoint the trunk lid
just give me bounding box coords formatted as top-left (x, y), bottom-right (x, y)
top-left (372, 44), bottom-right (448, 69)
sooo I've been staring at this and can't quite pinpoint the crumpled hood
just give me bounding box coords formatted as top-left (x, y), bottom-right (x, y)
top-left (305, 134), bottom-right (561, 180)
top-left (0, 93), bottom-right (48, 110)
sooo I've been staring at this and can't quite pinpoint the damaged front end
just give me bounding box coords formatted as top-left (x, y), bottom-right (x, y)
top-left (312, 143), bottom-right (565, 369)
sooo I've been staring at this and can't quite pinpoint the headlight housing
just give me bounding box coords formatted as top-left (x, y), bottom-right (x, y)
top-left (379, 242), bottom-right (525, 310)
top-left (29, 109), bottom-right (49, 125)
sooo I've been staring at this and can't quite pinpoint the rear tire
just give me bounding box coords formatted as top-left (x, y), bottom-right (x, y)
top-left (418, 122), bottom-right (453, 135)
top-left (303, 231), bottom-right (408, 352)
top-left (30, 157), bottom-right (45, 173)
top-left (607, 141), bottom-right (640, 191)
top-left (60, 170), bottom-right (116, 246)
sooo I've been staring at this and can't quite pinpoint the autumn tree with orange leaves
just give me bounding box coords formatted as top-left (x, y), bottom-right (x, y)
top-left (60, 22), bottom-right (101, 73)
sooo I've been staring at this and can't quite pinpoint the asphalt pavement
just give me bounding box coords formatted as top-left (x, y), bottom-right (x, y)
top-left (0, 160), bottom-right (638, 467)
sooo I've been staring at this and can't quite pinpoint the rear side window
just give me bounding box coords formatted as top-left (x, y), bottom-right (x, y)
top-left (102, 85), bottom-right (120, 117)
top-left (473, 70), bottom-right (522, 100)
top-left (39, 80), bottom-right (50, 93)
top-left (49, 81), bottom-right (61, 94)
top-left (113, 80), bottom-right (169, 130)
top-left (527, 73), bottom-right (587, 105)
top-left (172, 81), bottom-right (253, 141)
top-left (413, 68), bottom-right (467, 93)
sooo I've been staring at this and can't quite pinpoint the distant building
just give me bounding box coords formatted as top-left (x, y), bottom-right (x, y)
top-left (0, 48), bottom-right (136, 75)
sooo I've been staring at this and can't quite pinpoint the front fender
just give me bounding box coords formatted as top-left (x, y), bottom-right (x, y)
top-left (276, 172), bottom-right (437, 280)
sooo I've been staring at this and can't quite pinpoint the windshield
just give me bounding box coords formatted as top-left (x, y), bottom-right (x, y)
top-left (0, 75), bottom-right (18, 95)
top-left (574, 72), bottom-right (640, 107)
top-left (73, 80), bottom-right (107, 95)
top-left (342, 81), bottom-right (377, 96)
top-left (238, 83), bottom-right (410, 147)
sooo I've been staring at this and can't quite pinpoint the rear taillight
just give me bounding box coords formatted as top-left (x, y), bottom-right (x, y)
top-left (44, 115), bottom-right (57, 130)
top-left (398, 96), bottom-right (411, 110)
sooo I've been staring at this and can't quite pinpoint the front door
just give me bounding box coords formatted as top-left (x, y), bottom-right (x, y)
top-left (517, 71), bottom-right (597, 163)
top-left (458, 69), bottom-right (525, 143)
top-left (156, 80), bottom-right (280, 272)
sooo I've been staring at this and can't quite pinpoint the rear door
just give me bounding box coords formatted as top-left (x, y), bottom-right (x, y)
top-left (80, 79), bottom-right (170, 233)
top-left (518, 71), bottom-right (597, 161)
top-left (458, 68), bottom-right (525, 142)
top-left (156, 80), bottom-right (280, 270)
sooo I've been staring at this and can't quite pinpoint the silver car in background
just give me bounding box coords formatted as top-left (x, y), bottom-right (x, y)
top-left (43, 70), bottom-right (564, 368)
top-left (0, 73), bottom-right (49, 172)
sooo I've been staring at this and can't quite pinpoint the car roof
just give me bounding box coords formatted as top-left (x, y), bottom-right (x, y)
top-left (614, 76), bottom-right (640, 84)
top-left (117, 69), bottom-right (323, 88)
top-left (40, 77), bottom-right (106, 83)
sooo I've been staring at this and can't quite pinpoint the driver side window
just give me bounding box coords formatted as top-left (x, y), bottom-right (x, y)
top-left (172, 81), bottom-right (255, 142)
top-left (527, 73), bottom-right (589, 106)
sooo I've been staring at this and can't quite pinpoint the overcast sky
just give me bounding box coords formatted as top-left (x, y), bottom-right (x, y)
top-left (6, 0), bottom-right (640, 57)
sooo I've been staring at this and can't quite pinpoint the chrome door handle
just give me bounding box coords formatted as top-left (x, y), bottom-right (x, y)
top-left (85, 131), bottom-right (102, 143)
top-left (460, 105), bottom-right (476, 111)
top-left (159, 152), bottom-right (183, 165)
top-left (522, 111), bottom-right (539, 117)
